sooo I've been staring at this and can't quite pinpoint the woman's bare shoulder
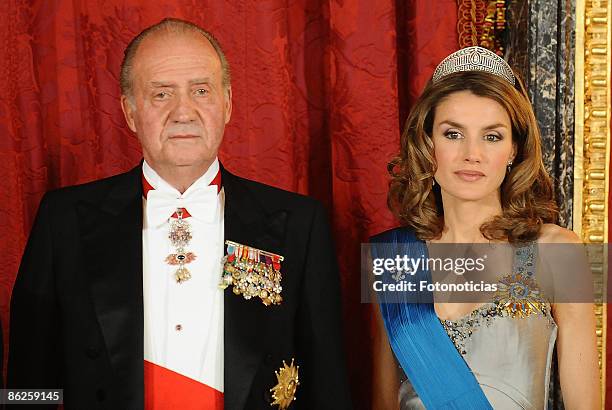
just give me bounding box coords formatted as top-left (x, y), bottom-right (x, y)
top-left (537, 223), bottom-right (582, 244)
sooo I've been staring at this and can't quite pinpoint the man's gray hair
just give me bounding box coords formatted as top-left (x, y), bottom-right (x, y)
top-left (120, 18), bottom-right (231, 97)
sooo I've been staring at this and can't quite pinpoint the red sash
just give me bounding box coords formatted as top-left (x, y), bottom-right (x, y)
top-left (144, 360), bottom-right (223, 410)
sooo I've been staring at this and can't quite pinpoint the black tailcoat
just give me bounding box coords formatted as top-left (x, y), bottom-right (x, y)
top-left (8, 165), bottom-right (352, 410)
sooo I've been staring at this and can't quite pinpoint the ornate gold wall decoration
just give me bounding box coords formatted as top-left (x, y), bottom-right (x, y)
top-left (574, 0), bottom-right (610, 404)
top-left (457, 0), bottom-right (508, 55)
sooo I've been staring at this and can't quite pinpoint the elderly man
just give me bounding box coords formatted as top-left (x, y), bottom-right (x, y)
top-left (8, 18), bottom-right (351, 410)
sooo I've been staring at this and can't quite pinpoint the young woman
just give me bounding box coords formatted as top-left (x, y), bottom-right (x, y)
top-left (372, 47), bottom-right (600, 409)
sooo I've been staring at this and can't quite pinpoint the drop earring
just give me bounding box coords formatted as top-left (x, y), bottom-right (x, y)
top-left (507, 160), bottom-right (513, 174)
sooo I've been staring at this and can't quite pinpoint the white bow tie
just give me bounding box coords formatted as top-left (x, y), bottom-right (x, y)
top-left (145, 185), bottom-right (219, 227)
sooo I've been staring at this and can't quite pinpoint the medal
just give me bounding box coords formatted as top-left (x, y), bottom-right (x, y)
top-left (220, 240), bottom-right (284, 306)
top-left (494, 245), bottom-right (547, 318)
top-left (166, 209), bottom-right (197, 283)
top-left (270, 359), bottom-right (299, 409)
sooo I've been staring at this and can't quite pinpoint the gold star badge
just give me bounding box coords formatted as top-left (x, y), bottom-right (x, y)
top-left (494, 273), bottom-right (547, 318)
top-left (270, 359), bottom-right (299, 409)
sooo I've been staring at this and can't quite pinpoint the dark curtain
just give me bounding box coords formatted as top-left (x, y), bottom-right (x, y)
top-left (508, 0), bottom-right (575, 228)
top-left (0, 0), bottom-right (458, 406)
top-left (508, 1), bottom-right (576, 408)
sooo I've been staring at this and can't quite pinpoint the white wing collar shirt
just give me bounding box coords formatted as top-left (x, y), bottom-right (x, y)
top-left (142, 158), bottom-right (225, 392)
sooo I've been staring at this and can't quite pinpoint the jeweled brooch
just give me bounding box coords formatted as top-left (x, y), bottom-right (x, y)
top-left (494, 273), bottom-right (547, 318)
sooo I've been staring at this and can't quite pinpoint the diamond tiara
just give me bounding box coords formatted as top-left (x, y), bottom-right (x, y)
top-left (431, 46), bottom-right (516, 85)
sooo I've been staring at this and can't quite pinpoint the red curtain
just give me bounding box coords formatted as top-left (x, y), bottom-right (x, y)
top-left (0, 1), bottom-right (457, 407)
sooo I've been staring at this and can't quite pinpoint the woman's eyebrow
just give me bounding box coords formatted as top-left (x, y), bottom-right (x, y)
top-left (437, 120), bottom-right (508, 130)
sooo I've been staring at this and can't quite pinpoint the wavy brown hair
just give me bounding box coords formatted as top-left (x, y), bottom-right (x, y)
top-left (388, 70), bottom-right (557, 243)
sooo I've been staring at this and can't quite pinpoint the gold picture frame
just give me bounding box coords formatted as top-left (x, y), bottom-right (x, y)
top-left (574, 0), bottom-right (611, 405)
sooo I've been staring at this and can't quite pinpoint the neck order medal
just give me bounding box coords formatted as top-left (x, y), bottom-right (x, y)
top-left (165, 209), bottom-right (196, 283)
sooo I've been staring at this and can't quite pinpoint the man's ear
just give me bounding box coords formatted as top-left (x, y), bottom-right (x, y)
top-left (224, 87), bottom-right (232, 125)
top-left (121, 95), bottom-right (137, 132)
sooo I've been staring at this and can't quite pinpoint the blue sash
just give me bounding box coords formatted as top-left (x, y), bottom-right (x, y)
top-left (370, 228), bottom-right (492, 409)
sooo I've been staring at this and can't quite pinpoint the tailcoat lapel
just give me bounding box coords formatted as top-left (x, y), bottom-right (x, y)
top-left (78, 166), bottom-right (144, 410)
top-left (222, 167), bottom-right (288, 410)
